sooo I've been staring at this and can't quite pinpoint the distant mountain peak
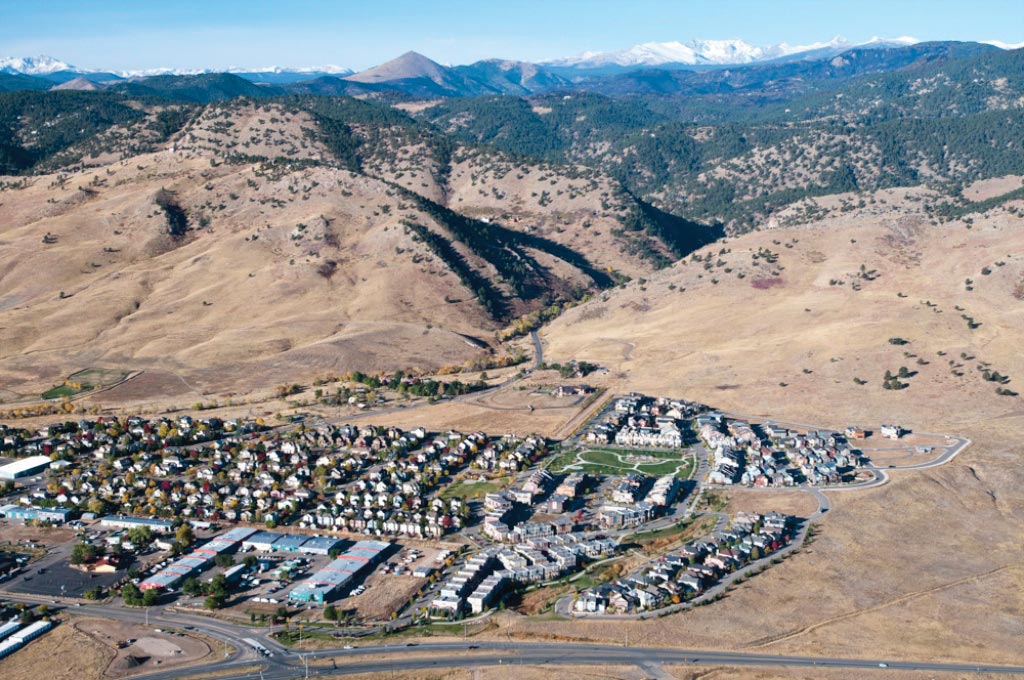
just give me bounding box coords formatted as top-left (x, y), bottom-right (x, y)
top-left (51, 76), bottom-right (99, 91)
top-left (0, 54), bottom-right (75, 75)
top-left (346, 51), bottom-right (448, 83)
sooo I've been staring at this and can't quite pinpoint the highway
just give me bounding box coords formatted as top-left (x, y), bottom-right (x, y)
top-left (128, 640), bottom-right (1024, 679)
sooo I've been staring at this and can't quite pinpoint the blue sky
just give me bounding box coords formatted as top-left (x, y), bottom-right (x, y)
top-left (1, 0), bottom-right (1022, 71)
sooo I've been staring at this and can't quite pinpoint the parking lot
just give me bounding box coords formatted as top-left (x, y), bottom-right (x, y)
top-left (5, 560), bottom-right (122, 598)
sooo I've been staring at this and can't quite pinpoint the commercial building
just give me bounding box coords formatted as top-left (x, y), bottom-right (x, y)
top-left (0, 621), bottom-right (20, 642)
top-left (289, 540), bottom-right (389, 603)
top-left (242, 531), bottom-right (282, 552)
top-left (299, 536), bottom-right (343, 556)
top-left (0, 620), bottom-right (52, 660)
top-left (140, 527), bottom-right (257, 591)
top-left (100, 515), bottom-right (175, 534)
top-left (242, 531), bottom-right (342, 556)
top-left (0, 504), bottom-right (74, 524)
top-left (0, 456), bottom-right (52, 480)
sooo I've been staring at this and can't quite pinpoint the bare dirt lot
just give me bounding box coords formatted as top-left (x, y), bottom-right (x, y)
top-left (75, 617), bottom-right (212, 677)
top-left (0, 522), bottom-right (74, 546)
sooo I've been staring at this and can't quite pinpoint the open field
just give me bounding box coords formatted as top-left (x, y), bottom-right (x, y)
top-left (719, 489), bottom-right (821, 518)
top-left (438, 477), bottom-right (509, 500)
top-left (0, 622), bottom-right (111, 680)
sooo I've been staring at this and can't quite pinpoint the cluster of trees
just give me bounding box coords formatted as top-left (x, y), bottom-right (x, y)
top-left (0, 91), bottom-right (145, 174)
top-left (404, 220), bottom-right (507, 319)
top-left (182, 573), bottom-right (230, 609)
top-left (70, 541), bottom-right (100, 565)
top-left (498, 303), bottom-right (570, 341)
top-left (345, 370), bottom-right (488, 400)
top-left (882, 367), bottom-right (912, 390)
top-left (538, 361), bottom-right (599, 379)
top-left (154, 188), bottom-right (189, 239)
top-left (400, 188), bottom-right (616, 322)
top-left (121, 582), bottom-right (159, 607)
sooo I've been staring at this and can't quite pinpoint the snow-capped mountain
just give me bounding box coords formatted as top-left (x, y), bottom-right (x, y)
top-left (118, 64), bottom-right (352, 78)
top-left (0, 55), bottom-right (75, 75)
top-left (0, 55), bottom-right (352, 82)
top-left (544, 36), bottom-right (921, 69)
top-left (983, 39), bottom-right (1024, 50)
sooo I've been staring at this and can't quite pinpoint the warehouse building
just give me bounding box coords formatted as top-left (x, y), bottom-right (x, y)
top-left (242, 531), bottom-right (282, 552)
top-left (100, 515), bottom-right (175, 534)
top-left (299, 536), bottom-right (344, 556)
top-left (0, 504), bottom-right (74, 524)
top-left (0, 621), bottom-right (20, 642)
top-left (0, 620), bottom-right (52, 660)
top-left (241, 531), bottom-right (342, 556)
top-left (140, 527), bottom-right (257, 591)
top-left (289, 540), bottom-right (390, 604)
top-left (274, 534), bottom-right (311, 552)
top-left (0, 456), bottom-right (53, 480)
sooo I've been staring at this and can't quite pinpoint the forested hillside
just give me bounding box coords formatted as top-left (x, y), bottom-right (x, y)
top-left (4, 41), bottom-right (1024, 235)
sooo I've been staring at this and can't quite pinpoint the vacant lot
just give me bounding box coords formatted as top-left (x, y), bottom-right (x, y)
top-left (439, 477), bottom-right (508, 500)
top-left (0, 622), bottom-right (110, 680)
top-left (74, 617), bottom-right (212, 677)
top-left (0, 521), bottom-right (74, 546)
top-left (719, 489), bottom-right (821, 518)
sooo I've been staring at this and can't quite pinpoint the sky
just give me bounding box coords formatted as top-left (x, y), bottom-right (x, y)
top-left (1, 0), bottom-right (1022, 72)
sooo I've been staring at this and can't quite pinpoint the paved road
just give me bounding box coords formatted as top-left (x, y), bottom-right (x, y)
top-left (530, 329), bottom-right (543, 369)
top-left (130, 640), bottom-right (1024, 679)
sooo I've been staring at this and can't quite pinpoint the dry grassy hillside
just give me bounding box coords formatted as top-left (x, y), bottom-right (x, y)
top-left (174, 101), bottom-right (332, 162)
top-left (544, 195), bottom-right (1024, 417)
top-left (0, 99), bottom-right (673, 405)
top-left (0, 150), bottom-right (496, 402)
